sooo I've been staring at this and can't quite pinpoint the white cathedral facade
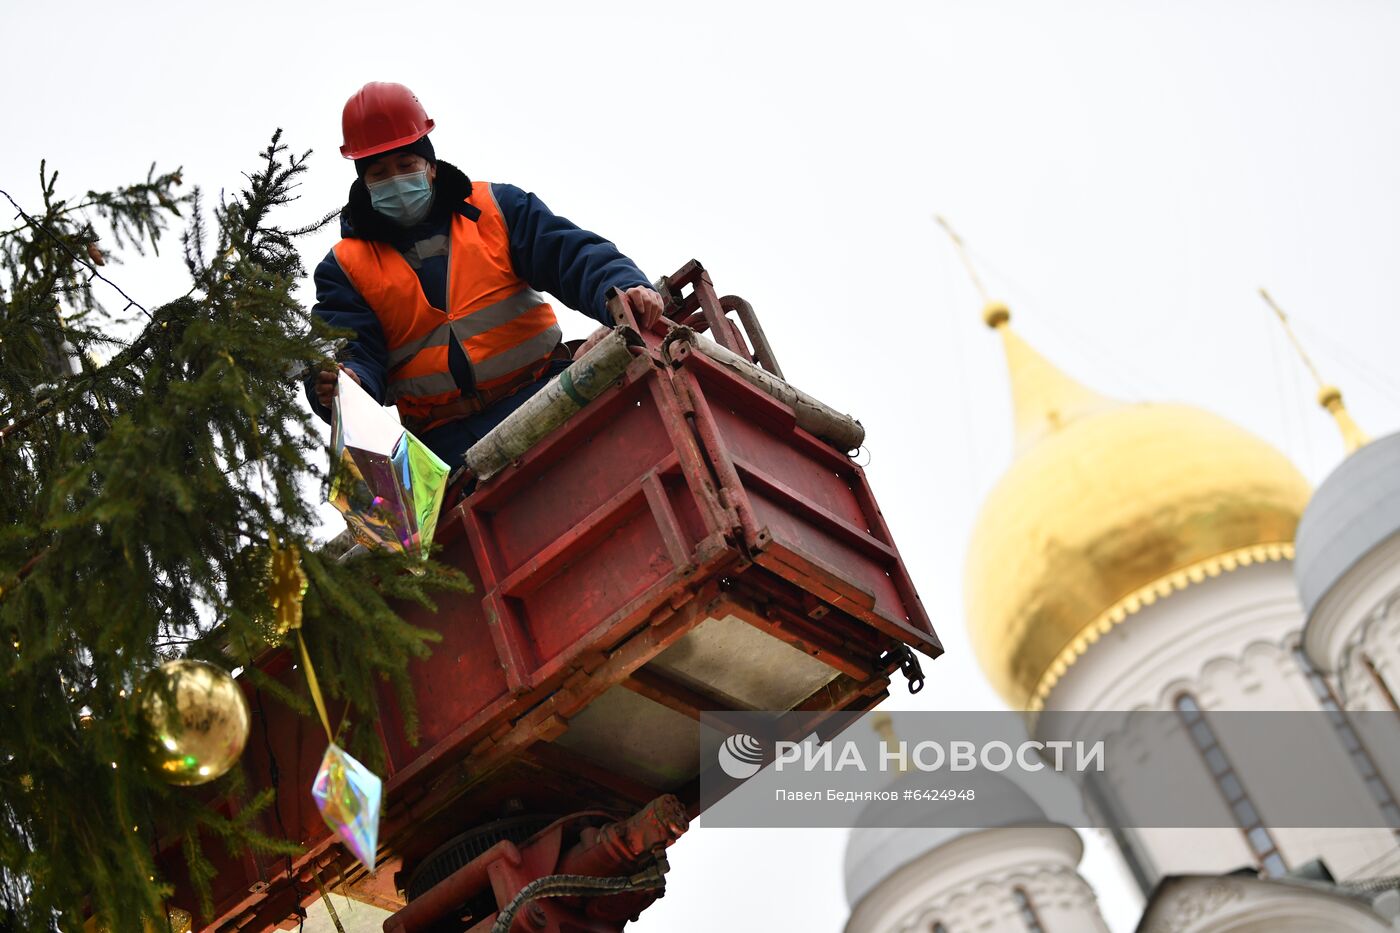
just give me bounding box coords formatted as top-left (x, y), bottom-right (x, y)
top-left (844, 304), bottom-right (1400, 932)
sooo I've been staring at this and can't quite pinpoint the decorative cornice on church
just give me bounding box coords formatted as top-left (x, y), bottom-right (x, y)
top-left (1029, 542), bottom-right (1296, 718)
top-left (1304, 527), bottom-right (1400, 676)
top-left (1147, 876), bottom-right (1246, 933)
top-left (1337, 586), bottom-right (1400, 710)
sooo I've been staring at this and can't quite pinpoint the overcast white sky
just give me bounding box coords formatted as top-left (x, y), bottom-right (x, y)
top-left (6, 1), bottom-right (1400, 930)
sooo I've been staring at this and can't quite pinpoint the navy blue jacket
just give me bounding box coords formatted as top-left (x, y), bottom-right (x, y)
top-left (306, 161), bottom-right (650, 421)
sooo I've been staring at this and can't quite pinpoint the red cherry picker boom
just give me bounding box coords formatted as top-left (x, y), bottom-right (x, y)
top-left (155, 260), bottom-right (941, 932)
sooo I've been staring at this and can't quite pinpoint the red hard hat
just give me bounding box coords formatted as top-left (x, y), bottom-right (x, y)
top-left (340, 82), bottom-right (436, 160)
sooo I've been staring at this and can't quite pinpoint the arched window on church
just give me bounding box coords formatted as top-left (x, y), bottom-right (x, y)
top-left (1174, 693), bottom-right (1287, 877)
top-left (1293, 647), bottom-right (1400, 831)
top-left (931, 923), bottom-right (949, 933)
top-left (1011, 887), bottom-right (1045, 933)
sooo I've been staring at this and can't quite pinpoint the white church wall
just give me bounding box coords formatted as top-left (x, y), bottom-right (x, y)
top-left (1038, 561), bottom-right (1400, 887)
top-left (1202, 643), bottom-right (1400, 881)
top-left (1038, 563), bottom-right (1296, 885)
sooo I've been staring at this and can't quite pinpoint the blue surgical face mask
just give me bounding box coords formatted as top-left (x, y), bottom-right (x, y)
top-left (367, 170), bottom-right (434, 226)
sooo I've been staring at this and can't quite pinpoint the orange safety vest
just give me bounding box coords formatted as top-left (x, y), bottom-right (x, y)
top-left (332, 180), bottom-right (562, 429)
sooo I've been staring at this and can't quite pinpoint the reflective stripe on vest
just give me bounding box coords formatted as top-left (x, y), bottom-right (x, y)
top-left (383, 317), bottom-right (560, 401)
top-left (332, 181), bottom-right (562, 423)
top-left (384, 286), bottom-right (549, 370)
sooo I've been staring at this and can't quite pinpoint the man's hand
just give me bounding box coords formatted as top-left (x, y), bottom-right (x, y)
top-left (315, 364), bottom-right (362, 410)
top-left (624, 286), bottom-right (665, 330)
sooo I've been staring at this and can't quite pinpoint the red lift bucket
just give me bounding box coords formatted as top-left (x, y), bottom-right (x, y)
top-left (156, 261), bottom-right (940, 931)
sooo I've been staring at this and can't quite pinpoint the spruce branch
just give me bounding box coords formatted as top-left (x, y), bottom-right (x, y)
top-left (0, 132), bottom-right (466, 931)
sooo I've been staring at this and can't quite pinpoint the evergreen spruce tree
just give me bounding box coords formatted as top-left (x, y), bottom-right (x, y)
top-left (0, 133), bottom-right (466, 931)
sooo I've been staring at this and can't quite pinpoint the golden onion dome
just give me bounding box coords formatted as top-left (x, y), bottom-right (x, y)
top-left (965, 304), bottom-right (1312, 712)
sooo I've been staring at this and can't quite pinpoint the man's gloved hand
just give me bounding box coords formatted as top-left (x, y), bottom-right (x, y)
top-left (315, 364), bottom-right (362, 410)
top-left (624, 286), bottom-right (665, 330)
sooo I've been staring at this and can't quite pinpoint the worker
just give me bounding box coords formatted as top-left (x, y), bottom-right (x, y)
top-left (306, 81), bottom-right (664, 465)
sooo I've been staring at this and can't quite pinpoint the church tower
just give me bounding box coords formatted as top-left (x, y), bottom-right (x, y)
top-left (963, 302), bottom-right (1400, 891)
top-left (1294, 384), bottom-right (1400, 825)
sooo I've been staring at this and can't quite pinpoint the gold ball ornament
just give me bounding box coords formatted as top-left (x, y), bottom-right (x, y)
top-left (140, 659), bottom-right (250, 786)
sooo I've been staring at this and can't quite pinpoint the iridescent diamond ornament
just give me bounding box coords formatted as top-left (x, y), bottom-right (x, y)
top-left (329, 374), bottom-right (449, 559)
top-left (311, 742), bottom-right (382, 873)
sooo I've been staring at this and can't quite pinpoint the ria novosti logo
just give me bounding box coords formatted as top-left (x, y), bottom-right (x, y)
top-left (715, 731), bottom-right (1105, 779)
top-left (718, 733), bottom-right (765, 779)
